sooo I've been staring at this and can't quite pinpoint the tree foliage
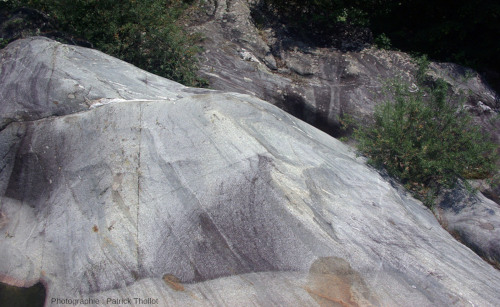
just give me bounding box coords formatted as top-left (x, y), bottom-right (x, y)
top-left (3, 0), bottom-right (206, 86)
top-left (353, 57), bottom-right (498, 206)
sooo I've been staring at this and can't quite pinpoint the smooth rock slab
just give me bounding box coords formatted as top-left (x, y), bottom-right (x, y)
top-left (189, 0), bottom-right (500, 269)
top-left (1, 92), bottom-right (500, 306)
top-left (0, 36), bottom-right (208, 129)
top-left (1, 37), bottom-right (500, 306)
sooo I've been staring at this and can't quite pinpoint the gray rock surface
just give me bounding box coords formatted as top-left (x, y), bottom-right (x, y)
top-left (434, 181), bottom-right (500, 269)
top-left (189, 0), bottom-right (500, 267)
top-left (191, 0), bottom-right (500, 199)
top-left (1, 37), bottom-right (500, 306)
top-left (190, 0), bottom-right (499, 137)
top-left (0, 37), bottom-right (208, 130)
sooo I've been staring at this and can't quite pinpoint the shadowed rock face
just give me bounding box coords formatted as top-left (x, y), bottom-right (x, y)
top-left (434, 181), bottom-right (500, 269)
top-left (190, 0), bottom-right (499, 137)
top-left (0, 7), bottom-right (92, 49)
top-left (1, 38), bottom-right (500, 306)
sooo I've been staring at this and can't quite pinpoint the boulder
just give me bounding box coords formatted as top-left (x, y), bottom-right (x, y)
top-left (1, 37), bottom-right (500, 306)
top-left (434, 181), bottom-right (500, 269)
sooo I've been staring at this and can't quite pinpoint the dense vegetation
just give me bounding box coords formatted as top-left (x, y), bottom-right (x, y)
top-left (261, 0), bottom-right (500, 89)
top-left (350, 57), bottom-right (498, 206)
top-left (1, 0), bottom-right (206, 87)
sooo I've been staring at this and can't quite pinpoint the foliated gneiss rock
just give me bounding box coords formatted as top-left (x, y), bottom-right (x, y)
top-left (1, 37), bottom-right (500, 306)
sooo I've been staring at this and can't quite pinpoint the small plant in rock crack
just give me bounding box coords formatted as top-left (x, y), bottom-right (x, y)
top-left (353, 56), bottom-right (498, 207)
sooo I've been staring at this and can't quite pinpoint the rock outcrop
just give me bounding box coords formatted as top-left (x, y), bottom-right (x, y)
top-left (190, 0), bottom-right (499, 137)
top-left (189, 0), bottom-right (500, 268)
top-left (1, 37), bottom-right (500, 306)
top-left (0, 36), bottom-right (210, 130)
top-left (191, 0), bottom-right (500, 199)
top-left (434, 181), bottom-right (500, 269)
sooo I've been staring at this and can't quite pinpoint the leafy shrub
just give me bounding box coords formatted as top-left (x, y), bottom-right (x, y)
top-left (374, 33), bottom-right (391, 50)
top-left (6, 0), bottom-right (206, 87)
top-left (354, 57), bottom-right (498, 206)
top-left (0, 38), bottom-right (8, 48)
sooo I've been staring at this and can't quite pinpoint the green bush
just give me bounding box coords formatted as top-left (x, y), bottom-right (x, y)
top-left (354, 57), bottom-right (498, 206)
top-left (0, 38), bottom-right (8, 48)
top-left (374, 33), bottom-right (391, 50)
top-left (7, 0), bottom-right (206, 87)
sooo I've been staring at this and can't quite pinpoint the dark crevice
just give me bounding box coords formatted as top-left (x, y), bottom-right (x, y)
top-left (0, 281), bottom-right (46, 307)
top-left (282, 91), bottom-right (344, 138)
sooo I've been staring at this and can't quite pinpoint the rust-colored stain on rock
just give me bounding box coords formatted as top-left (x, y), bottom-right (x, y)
top-left (163, 274), bottom-right (185, 291)
top-left (479, 222), bottom-right (494, 230)
top-left (92, 225), bottom-right (99, 233)
top-left (305, 257), bottom-right (379, 307)
top-left (0, 211), bottom-right (7, 229)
